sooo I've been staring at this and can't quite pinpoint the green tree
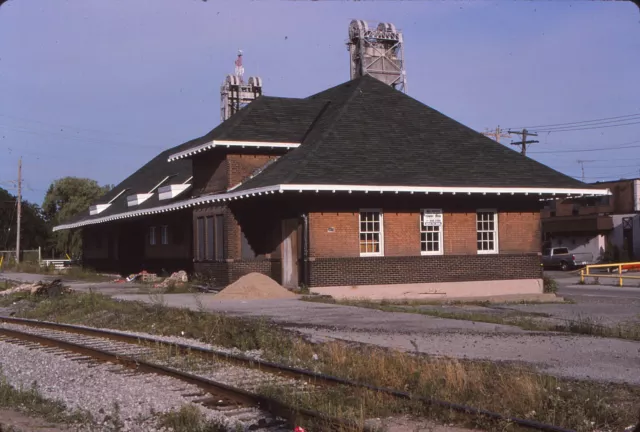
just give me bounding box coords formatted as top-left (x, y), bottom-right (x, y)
top-left (0, 187), bottom-right (50, 252)
top-left (42, 177), bottom-right (112, 258)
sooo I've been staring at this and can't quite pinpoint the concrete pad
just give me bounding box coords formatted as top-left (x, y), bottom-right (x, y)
top-left (310, 279), bottom-right (543, 300)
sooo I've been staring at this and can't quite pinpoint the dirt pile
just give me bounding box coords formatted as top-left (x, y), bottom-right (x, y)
top-left (214, 273), bottom-right (297, 300)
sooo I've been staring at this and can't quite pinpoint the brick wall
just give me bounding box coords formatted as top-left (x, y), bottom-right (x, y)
top-left (384, 212), bottom-right (421, 256)
top-left (309, 210), bottom-right (540, 258)
top-left (444, 212), bottom-right (476, 254)
top-left (192, 152), bottom-right (227, 195)
top-left (194, 259), bottom-right (281, 287)
top-left (309, 212), bottom-right (359, 257)
top-left (227, 154), bottom-right (278, 188)
top-left (499, 212), bottom-right (540, 253)
top-left (308, 254), bottom-right (541, 287)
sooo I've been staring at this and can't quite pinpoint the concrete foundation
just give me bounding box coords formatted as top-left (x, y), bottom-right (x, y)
top-left (310, 278), bottom-right (543, 300)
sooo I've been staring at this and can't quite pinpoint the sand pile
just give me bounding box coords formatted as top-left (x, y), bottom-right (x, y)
top-left (214, 273), bottom-right (297, 300)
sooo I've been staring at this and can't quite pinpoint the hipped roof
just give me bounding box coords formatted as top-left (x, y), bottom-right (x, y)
top-left (55, 76), bottom-right (607, 231)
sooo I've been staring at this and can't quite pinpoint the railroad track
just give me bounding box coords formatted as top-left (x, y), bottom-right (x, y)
top-left (0, 318), bottom-right (363, 431)
top-left (0, 316), bottom-right (579, 432)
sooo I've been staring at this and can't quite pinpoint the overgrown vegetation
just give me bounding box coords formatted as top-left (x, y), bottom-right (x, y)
top-left (0, 371), bottom-right (90, 426)
top-left (157, 405), bottom-right (230, 432)
top-left (543, 275), bottom-right (557, 293)
top-left (1, 291), bottom-right (638, 431)
top-left (0, 280), bottom-right (16, 292)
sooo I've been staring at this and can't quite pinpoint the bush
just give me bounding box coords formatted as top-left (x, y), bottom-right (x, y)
top-left (543, 275), bottom-right (557, 293)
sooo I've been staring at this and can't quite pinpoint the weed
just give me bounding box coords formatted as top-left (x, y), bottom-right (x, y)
top-left (0, 371), bottom-right (91, 426)
top-left (543, 276), bottom-right (557, 293)
top-left (157, 404), bottom-right (228, 432)
top-left (2, 292), bottom-right (639, 431)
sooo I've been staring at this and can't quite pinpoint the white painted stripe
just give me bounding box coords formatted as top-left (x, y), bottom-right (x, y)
top-left (53, 183), bottom-right (610, 231)
top-left (167, 140), bottom-right (300, 162)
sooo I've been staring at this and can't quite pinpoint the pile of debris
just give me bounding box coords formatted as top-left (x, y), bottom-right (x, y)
top-left (0, 279), bottom-right (71, 297)
top-left (154, 270), bottom-right (188, 289)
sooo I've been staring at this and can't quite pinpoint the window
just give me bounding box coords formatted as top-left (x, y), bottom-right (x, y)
top-left (196, 218), bottom-right (205, 260)
top-left (359, 210), bottom-right (383, 256)
top-left (205, 216), bottom-right (214, 260)
top-left (420, 209), bottom-right (443, 255)
top-left (197, 214), bottom-right (225, 261)
top-left (161, 226), bottom-right (169, 245)
top-left (149, 226), bottom-right (156, 246)
top-left (476, 211), bottom-right (498, 254)
top-left (215, 215), bottom-right (225, 259)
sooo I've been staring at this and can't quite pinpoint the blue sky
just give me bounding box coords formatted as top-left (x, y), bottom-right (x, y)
top-left (1, 1), bottom-right (639, 205)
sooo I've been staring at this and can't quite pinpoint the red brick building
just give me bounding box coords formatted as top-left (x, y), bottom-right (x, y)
top-left (55, 76), bottom-right (608, 298)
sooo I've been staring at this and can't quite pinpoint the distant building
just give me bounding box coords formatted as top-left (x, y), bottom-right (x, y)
top-left (54, 76), bottom-right (608, 299)
top-left (541, 179), bottom-right (640, 262)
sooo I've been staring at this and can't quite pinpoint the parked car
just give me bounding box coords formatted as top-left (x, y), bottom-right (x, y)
top-left (541, 247), bottom-right (594, 271)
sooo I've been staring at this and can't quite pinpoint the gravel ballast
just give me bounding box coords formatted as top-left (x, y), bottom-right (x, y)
top-left (0, 339), bottom-right (269, 431)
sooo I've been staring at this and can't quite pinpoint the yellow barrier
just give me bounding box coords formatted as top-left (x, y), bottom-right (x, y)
top-left (580, 261), bottom-right (640, 287)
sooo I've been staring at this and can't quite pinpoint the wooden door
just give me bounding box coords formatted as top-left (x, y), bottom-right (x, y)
top-left (281, 218), bottom-right (300, 289)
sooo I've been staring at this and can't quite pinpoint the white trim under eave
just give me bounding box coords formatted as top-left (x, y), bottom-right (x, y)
top-left (278, 184), bottom-right (611, 197)
top-left (167, 140), bottom-right (300, 162)
top-left (53, 183), bottom-right (611, 231)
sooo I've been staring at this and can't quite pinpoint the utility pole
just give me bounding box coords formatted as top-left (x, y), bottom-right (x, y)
top-left (507, 128), bottom-right (539, 156)
top-left (16, 157), bottom-right (21, 264)
top-left (577, 160), bottom-right (595, 182)
top-left (482, 126), bottom-right (511, 144)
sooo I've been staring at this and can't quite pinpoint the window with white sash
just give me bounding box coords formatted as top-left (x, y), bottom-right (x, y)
top-left (359, 210), bottom-right (383, 256)
top-left (420, 209), bottom-right (443, 255)
top-left (476, 210), bottom-right (498, 254)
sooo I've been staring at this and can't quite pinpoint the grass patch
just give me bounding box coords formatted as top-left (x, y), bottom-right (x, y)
top-left (0, 370), bottom-right (91, 426)
top-left (157, 404), bottom-right (230, 432)
top-left (0, 280), bottom-right (17, 292)
top-left (1, 291), bottom-right (639, 431)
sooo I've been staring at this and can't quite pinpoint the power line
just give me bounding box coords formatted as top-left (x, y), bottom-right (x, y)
top-left (0, 124), bottom-right (165, 150)
top-left (532, 115), bottom-right (640, 131)
top-left (529, 140), bottom-right (640, 154)
top-left (510, 112), bottom-right (640, 130)
top-left (0, 112), bottom-right (184, 143)
top-left (533, 120), bottom-right (640, 133)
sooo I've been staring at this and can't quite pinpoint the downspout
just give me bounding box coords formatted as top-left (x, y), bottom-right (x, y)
top-left (301, 213), bottom-right (310, 288)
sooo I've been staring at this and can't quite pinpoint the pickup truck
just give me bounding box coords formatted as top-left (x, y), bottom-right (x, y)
top-left (542, 247), bottom-right (593, 271)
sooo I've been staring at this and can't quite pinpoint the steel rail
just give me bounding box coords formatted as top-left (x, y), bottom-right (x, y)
top-left (0, 316), bottom-right (577, 432)
top-left (0, 325), bottom-right (366, 432)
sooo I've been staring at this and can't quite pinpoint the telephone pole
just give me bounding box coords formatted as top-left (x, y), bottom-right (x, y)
top-left (507, 128), bottom-right (539, 156)
top-left (577, 160), bottom-right (595, 182)
top-left (16, 157), bottom-right (21, 264)
top-left (482, 126), bottom-right (511, 144)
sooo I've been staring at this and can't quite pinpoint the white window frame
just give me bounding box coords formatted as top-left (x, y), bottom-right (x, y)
top-left (149, 226), bottom-right (156, 246)
top-left (476, 210), bottom-right (499, 254)
top-left (359, 209), bottom-right (384, 257)
top-left (420, 209), bottom-right (443, 256)
top-left (161, 225), bottom-right (169, 245)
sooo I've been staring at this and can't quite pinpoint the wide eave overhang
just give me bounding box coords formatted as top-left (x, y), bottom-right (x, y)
top-left (53, 184), bottom-right (610, 231)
